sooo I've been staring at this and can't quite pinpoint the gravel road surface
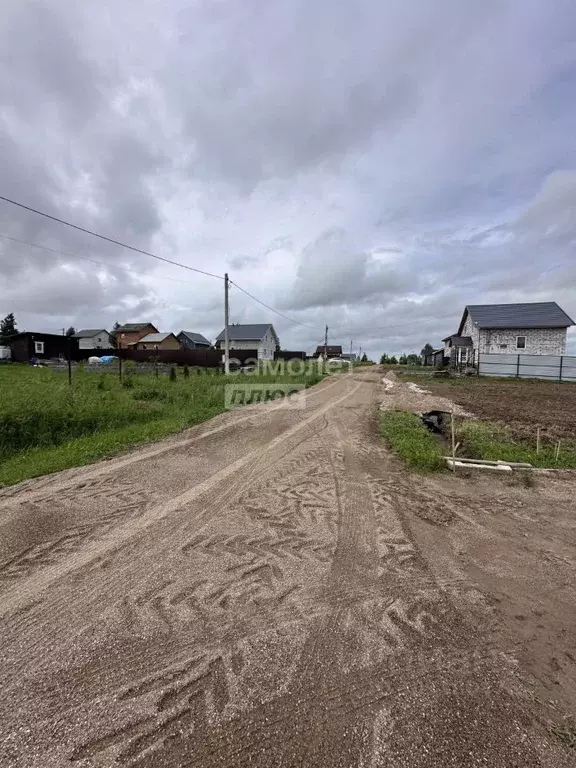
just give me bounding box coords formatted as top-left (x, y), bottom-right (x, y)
top-left (0, 369), bottom-right (571, 767)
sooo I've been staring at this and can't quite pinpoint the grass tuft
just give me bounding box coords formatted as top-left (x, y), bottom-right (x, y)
top-left (379, 410), bottom-right (444, 473)
top-left (456, 420), bottom-right (576, 469)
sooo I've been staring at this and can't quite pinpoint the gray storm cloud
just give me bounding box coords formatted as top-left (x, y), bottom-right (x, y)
top-left (0, 0), bottom-right (575, 355)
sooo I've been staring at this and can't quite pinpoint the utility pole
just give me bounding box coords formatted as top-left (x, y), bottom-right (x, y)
top-left (224, 273), bottom-right (230, 375)
top-left (324, 325), bottom-right (328, 361)
top-left (350, 339), bottom-right (353, 357)
top-left (359, 345), bottom-right (362, 360)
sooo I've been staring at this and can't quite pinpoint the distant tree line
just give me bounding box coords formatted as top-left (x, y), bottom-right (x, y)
top-left (380, 352), bottom-right (421, 366)
top-left (379, 343), bottom-right (435, 366)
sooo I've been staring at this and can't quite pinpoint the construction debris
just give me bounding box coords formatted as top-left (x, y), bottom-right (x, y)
top-left (407, 382), bottom-right (431, 395)
top-left (446, 459), bottom-right (513, 472)
top-left (444, 456), bottom-right (533, 471)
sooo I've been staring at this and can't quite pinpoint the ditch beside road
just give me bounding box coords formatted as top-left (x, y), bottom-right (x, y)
top-left (0, 368), bottom-right (574, 767)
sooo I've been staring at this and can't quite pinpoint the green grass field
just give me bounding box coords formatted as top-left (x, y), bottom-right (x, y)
top-left (0, 363), bottom-right (324, 486)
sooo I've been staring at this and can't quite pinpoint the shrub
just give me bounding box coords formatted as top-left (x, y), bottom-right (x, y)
top-left (183, 365), bottom-right (190, 378)
top-left (169, 367), bottom-right (177, 382)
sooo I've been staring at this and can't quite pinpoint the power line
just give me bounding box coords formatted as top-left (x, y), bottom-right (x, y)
top-left (0, 194), bottom-right (460, 340)
top-left (0, 232), bottom-right (200, 287)
top-left (229, 279), bottom-right (318, 329)
top-left (0, 194), bottom-right (222, 280)
top-left (328, 312), bottom-right (458, 334)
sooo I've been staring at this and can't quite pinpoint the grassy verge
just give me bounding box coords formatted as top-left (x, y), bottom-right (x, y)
top-left (379, 411), bottom-right (444, 473)
top-left (0, 364), bottom-right (324, 486)
top-left (456, 420), bottom-right (576, 469)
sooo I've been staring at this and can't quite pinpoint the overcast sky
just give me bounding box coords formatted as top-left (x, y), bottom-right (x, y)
top-left (2, 0), bottom-right (576, 358)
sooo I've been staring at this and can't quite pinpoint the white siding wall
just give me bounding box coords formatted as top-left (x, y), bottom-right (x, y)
top-left (216, 327), bottom-right (276, 360)
top-left (78, 335), bottom-right (111, 349)
top-left (217, 339), bottom-right (272, 360)
top-left (260, 329), bottom-right (275, 360)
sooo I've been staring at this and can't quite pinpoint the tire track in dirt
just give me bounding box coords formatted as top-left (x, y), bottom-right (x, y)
top-left (93, 406), bottom-right (489, 767)
top-left (0, 481), bottom-right (150, 585)
top-left (2, 370), bottom-right (570, 768)
top-left (0, 376), bottom-right (344, 508)
top-left (0, 388), bottom-right (345, 690)
top-left (0, 381), bottom-right (360, 619)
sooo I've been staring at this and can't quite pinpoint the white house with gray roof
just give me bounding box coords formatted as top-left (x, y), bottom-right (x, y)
top-left (215, 323), bottom-right (279, 360)
top-left (73, 329), bottom-right (114, 349)
top-left (443, 302), bottom-right (574, 366)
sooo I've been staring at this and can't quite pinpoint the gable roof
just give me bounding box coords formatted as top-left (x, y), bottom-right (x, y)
top-left (458, 302), bottom-right (574, 334)
top-left (315, 345), bottom-right (343, 356)
top-left (137, 332), bottom-right (178, 344)
top-left (215, 324), bottom-right (276, 342)
top-left (116, 323), bottom-right (157, 333)
top-left (178, 331), bottom-right (211, 345)
top-left (73, 329), bottom-right (110, 338)
top-left (441, 334), bottom-right (472, 347)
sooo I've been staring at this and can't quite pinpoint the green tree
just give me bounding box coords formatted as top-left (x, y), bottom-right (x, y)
top-left (399, 354), bottom-right (408, 365)
top-left (109, 321), bottom-right (121, 348)
top-left (0, 313), bottom-right (18, 344)
top-left (65, 326), bottom-right (76, 336)
top-left (389, 355), bottom-right (398, 365)
top-left (379, 353), bottom-right (389, 364)
top-left (361, 352), bottom-right (368, 362)
top-left (420, 343), bottom-right (434, 358)
top-left (406, 353), bottom-right (421, 366)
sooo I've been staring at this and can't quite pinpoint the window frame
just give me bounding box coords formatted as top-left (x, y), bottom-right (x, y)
top-left (516, 336), bottom-right (526, 349)
top-left (34, 341), bottom-right (44, 354)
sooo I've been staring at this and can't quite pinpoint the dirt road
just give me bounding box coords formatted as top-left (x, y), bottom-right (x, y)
top-left (0, 369), bottom-right (573, 767)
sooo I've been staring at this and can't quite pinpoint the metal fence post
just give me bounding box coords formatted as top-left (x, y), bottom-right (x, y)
top-left (559, 355), bottom-right (563, 383)
top-left (516, 354), bottom-right (520, 378)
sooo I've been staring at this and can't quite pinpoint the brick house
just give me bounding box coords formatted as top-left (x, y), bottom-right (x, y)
top-left (443, 302), bottom-right (574, 366)
top-left (115, 323), bottom-right (158, 349)
top-left (135, 333), bottom-right (181, 351)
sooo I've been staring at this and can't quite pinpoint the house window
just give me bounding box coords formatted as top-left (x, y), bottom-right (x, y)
top-left (34, 341), bottom-right (44, 354)
top-left (516, 336), bottom-right (526, 349)
top-left (499, 344), bottom-right (508, 349)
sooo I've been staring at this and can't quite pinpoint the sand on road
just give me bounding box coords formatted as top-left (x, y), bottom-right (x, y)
top-left (0, 369), bottom-right (574, 767)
